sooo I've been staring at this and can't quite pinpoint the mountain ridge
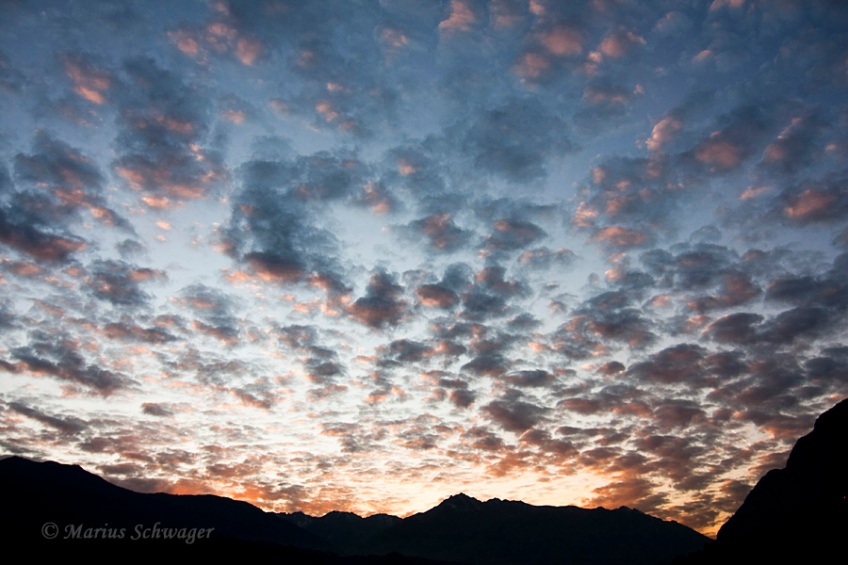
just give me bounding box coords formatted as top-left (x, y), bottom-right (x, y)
top-left (1, 454), bottom-right (708, 563)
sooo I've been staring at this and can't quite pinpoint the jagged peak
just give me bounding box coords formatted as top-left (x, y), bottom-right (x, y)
top-left (437, 492), bottom-right (484, 511)
top-left (321, 510), bottom-right (363, 520)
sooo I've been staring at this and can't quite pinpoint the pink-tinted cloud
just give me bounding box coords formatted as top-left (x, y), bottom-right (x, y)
top-left (784, 188), bottom-right (838, 222)
top-left (540, 25), bottom-right (582, 56)
top-left (439, 0), bottom-right (477, 33)
top-left (592, 226), bottom-right (648, 248)
top-left (63, 56), bottom-right (111, 105)
top-left (598, 29), bottom-right (645, 58)
top-left (646, 115), bottom-right (683, 151)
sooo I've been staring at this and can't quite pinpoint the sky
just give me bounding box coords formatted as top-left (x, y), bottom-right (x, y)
top-left (1, 0), bottom-right (847, 537)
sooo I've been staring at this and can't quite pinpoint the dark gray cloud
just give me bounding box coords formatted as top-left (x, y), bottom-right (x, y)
top-left (275, 324), bottom-right (319, 350)
top-left (14, 132), bottom-right (106, 214)
top-left (779, 176), bottom-right (848, 225)
top-left (223, 156), bottom-right (355, 289)
top-left (454, 98), bottom-right (574, 183)
top-left (460, 265), bottom-right (528, 321)
top-left (103, 321), bottom-right (176, 344)
top-left (112, 56), bottom-right (226, 205)
top-left (517, 246), bottom-right (577, 270)
top-left (385, 339), bottom-right (433, 363)
top-left (8, 331), bottom-right (131, 394)
top-left (483, 218), bottom-right (546, 253)
top-left (553, 290), bottom-right (656, 356)
top-left (8, 402), bottom-right (87, 435)
top-left (503, 369), bottom-right (554, 388)
top-left (483, 396), bottom-right (547, 433)
top-left (0, 205), bottom-right (85, 262)
top-left (416, 283), bottom-right (461, 309)
top-left (0, 142), bottom-right (98, 263)
top-left (176, 283), bottom-right (241, 344)
top-left (85, 259), bottom-right (165, 307)
top-left (405, 213), bottom-right (473, 253)
top-left (141, 402), bottom-right (173, 417)
top-left (347, 270), bottom-right (409, 329)
top-left (462, 353), bottom-right (509, 377)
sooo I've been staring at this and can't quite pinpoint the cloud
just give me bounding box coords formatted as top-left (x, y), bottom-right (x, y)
top-left (555, 290), bottom-right (657, 353)
top-left (176, 284), bottom-right (241, 345)
top-left (688, 105), bottom-right (775, 172)
top-left (274, 324), bottom-right (319, 350)
top-left (483, 397), bottom-right (547, 433)
top-left (112, 57), bottom-right (225, 205)
top-left (781, 182), bottom-right (848, 225)
top-left (9, 331), bottom-right (131, 394)
top-left (462, 353), bottom-right (509, 377)
top-left (8, 402), bottom-right (87, 435)
top-left (460, 265), bottom-right (528, 320)
top-left (222, 156), bottom-right (354, 290)
top-left (405, 213), bottom-right (473, 253)
top-left (103, 322), bottom-right (176, 344)
top-left (385, 339), bottom-right (433, 363)
top-left (686, 270), bottom-right (761, 312)
top-left (646, 114), bottom-right (684, 152)
top-left (456, 98), bottom-right (574, 183)
top-left (704, 312), bottom-right (763, 345)
top-left (84, 260), bottom-right (165, 307)
top-left (0, 132), bottom-right (125, 263)
top-left (439, 0), bottom-right (479, 33)
top-left (504, 369), bottom-right (554, 388)
top-left (598, 28), bottom-right (645, 59)
top-left (539, 24), bottom-right (583, 56)
top-left (347, 270), bottom-right (409, 329)
top-left (416, 283), bottom-right (461, 309)
top-left (61, 54), bottom-right (112, 105)
top-left (592, 226), bottom-right (649, 249)
top-left (141, 402), bottom-right (174, 417)
top-left (483, 218), bottom-right (546, 252)
top-left (0, 207), bottom-right (86, 262)
top-left (758, 114), bottom-right (829, 175)
top-left (517, 247), bottom-right (576, 270)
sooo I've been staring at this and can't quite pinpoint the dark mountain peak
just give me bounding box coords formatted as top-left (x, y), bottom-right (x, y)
top-left (371, 492), bottom-right (708, 565)
top-left (436, 493), bottom-right (484, 511)
top-left (322, 510), bottom-right (363, 520)
top-left (280, 510), bottom-right (316, 529)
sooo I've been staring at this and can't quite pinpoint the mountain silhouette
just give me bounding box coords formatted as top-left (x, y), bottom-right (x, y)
top-left (0, 456), bottom-right (442, 561)
top-left (1, 456), bottom-right (709, 562)
top-left (676, 397), bottom-right (848, 563)
top-left (284, 509), bottom-right (402, 555)
top-left (354, 493), bottom-right (707, 565)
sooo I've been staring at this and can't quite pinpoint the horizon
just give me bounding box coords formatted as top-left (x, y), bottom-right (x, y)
top-left (2, 0), bottom-right (848, 540)
top-left (0, 452), bottom-right (713, 532)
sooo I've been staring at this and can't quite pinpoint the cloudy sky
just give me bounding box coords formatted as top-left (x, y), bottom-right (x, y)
top-left (1, 0), bottom-right (847, 536)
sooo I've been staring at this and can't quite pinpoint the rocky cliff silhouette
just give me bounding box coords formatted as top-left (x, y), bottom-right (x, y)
top-left (677, 397), bottom-right (848, 563)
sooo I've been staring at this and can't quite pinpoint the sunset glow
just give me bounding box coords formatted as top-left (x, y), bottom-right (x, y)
top-left (1, 1), bottom-right (847, 539)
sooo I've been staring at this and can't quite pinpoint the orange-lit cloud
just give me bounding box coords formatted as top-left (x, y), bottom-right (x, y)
top-left (439, 0), bottom-right (477, 32)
